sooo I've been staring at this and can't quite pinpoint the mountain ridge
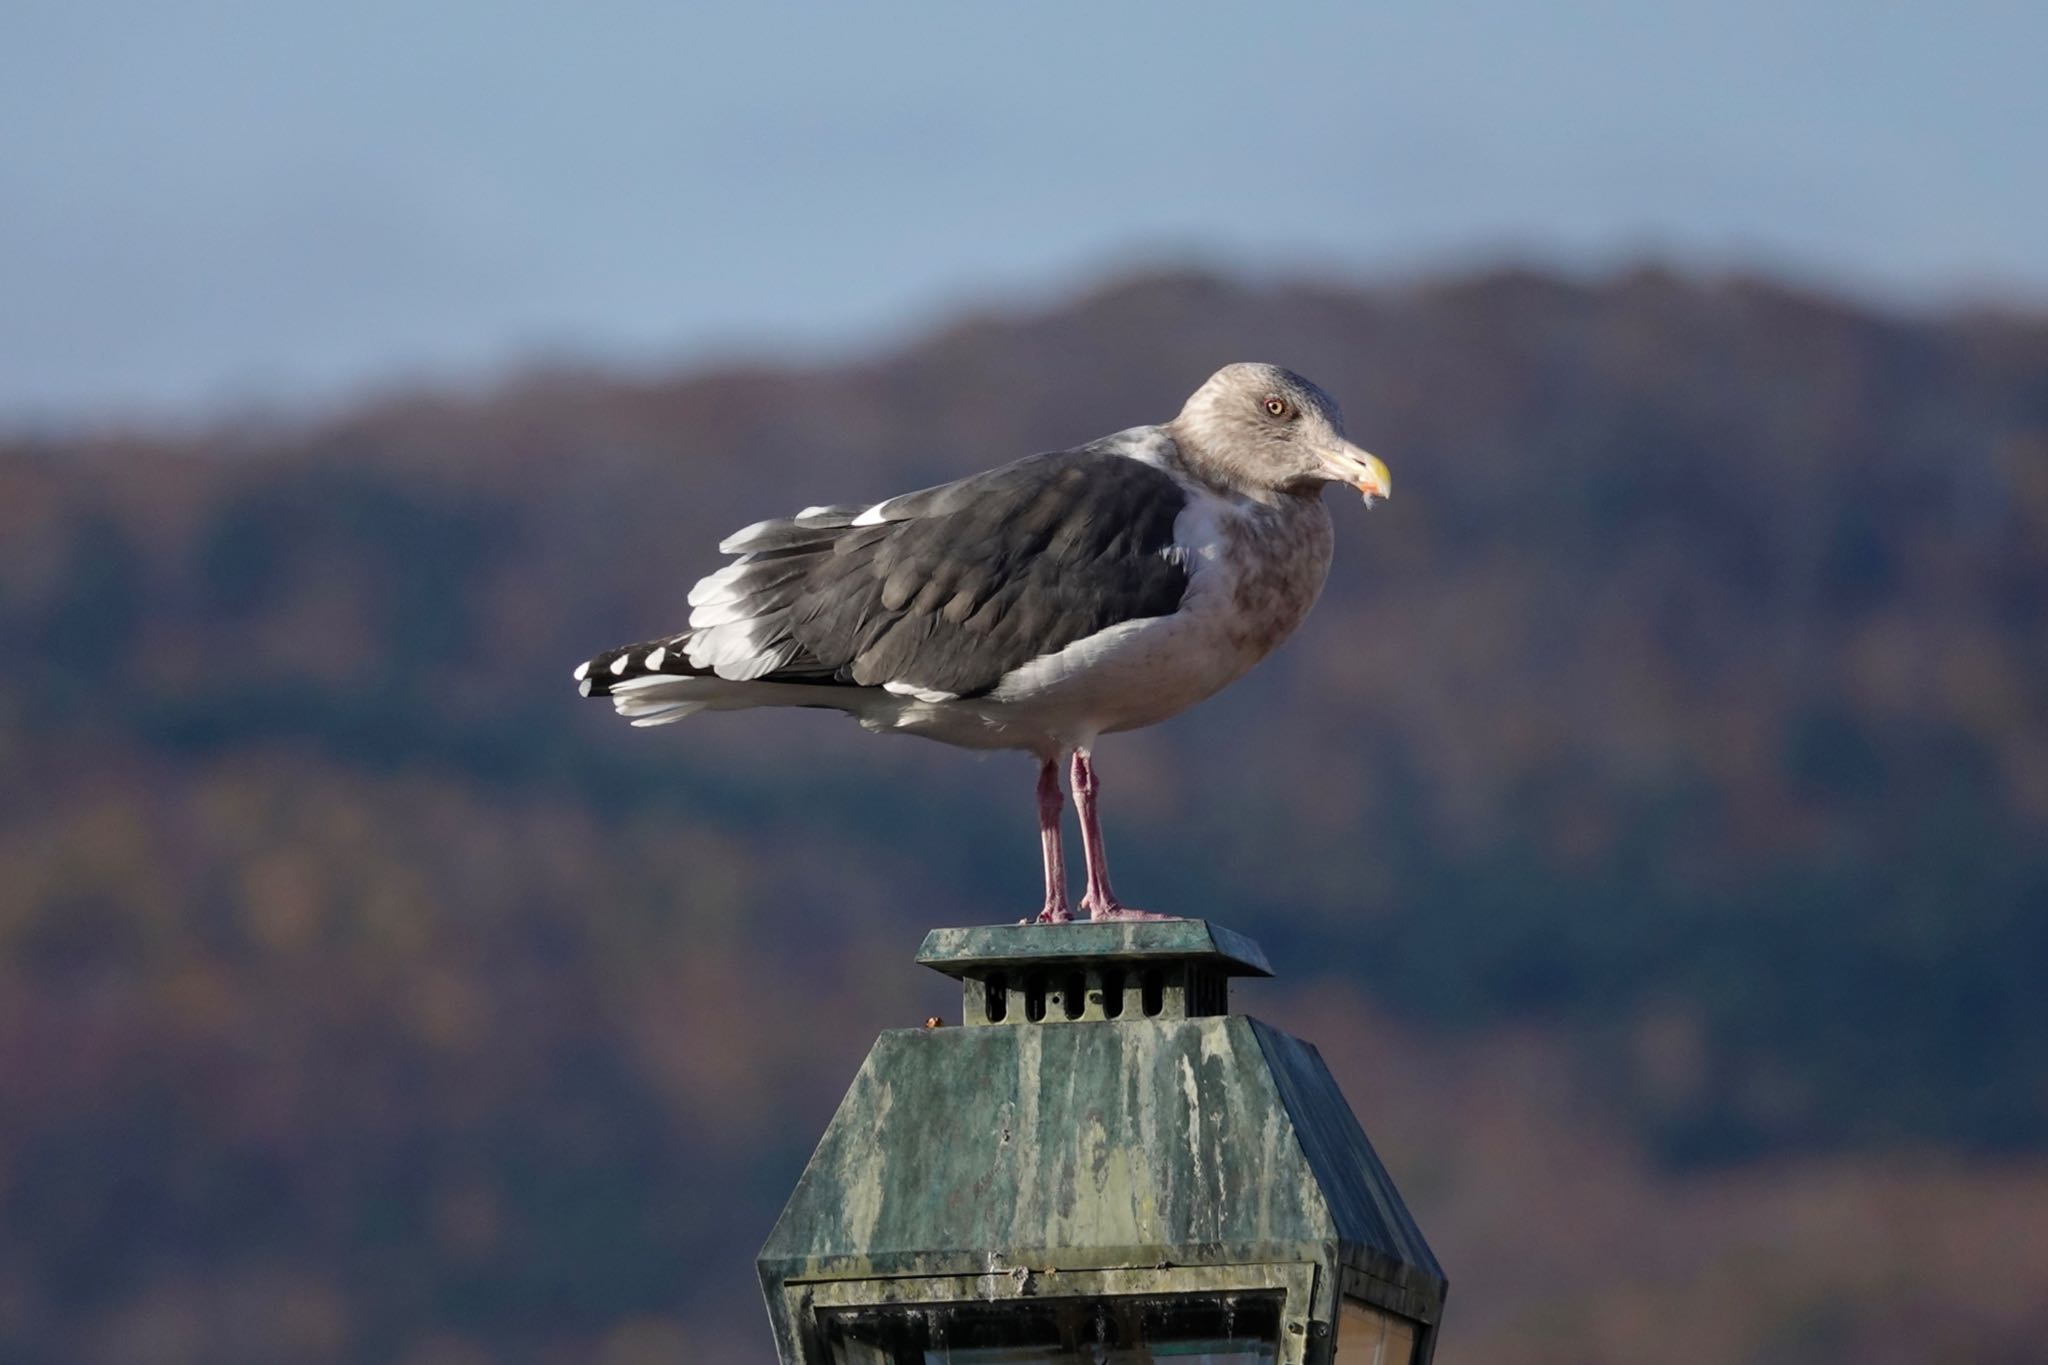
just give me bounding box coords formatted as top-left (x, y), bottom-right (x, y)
top-left (2, 262), bottom-right (2044, 1362)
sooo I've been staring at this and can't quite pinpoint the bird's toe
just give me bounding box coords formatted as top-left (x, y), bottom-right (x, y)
top-left (1080, 900), bottom-right (1179, 923)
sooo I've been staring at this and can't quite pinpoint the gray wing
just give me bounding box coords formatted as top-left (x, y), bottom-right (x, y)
top-left (607, 445), bottom-right (1193, 700)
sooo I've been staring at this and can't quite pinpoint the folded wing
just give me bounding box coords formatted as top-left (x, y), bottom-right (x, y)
top-left (580, 445), bottom-right (1194, 706)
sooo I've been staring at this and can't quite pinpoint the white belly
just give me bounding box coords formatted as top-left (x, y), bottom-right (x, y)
top-left (877, 492), bottom-right (1334, 754)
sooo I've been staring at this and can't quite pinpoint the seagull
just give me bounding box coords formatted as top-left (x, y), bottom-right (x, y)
top-left (574, 363), bottom-right (1390, 923)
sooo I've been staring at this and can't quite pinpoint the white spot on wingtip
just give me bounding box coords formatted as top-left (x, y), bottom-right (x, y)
top-left (572, 660), bottom-right (590, 681)
top-left (609, 654), bottom-right (630, 676)
top-left (797, 504), bottom-right (833, 519)
top-left (578, 678), bottom-right (593, 697)
top-left (645, 646), bottom-right (667, 670)
top-left (851, 501), bottom-right (891, 527)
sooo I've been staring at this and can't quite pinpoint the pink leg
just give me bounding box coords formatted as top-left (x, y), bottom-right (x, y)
top-left (1032, 756), bottom-right (1073, 923)
top-left (1071, 749), bottom-right (1177, 922)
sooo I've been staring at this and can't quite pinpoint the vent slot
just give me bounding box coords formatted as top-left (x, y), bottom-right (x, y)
top-left (1189, 966), bottom-right (1228, 1017)
top-left (943, 933), bottom-right (1255, 1027)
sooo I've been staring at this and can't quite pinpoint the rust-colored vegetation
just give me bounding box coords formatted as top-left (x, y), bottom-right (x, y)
top-left (1, 267), bottom-right (2044, 1362)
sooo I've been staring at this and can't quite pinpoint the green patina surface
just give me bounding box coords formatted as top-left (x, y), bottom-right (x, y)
top-left (759, 921), bottom-right (1445, 1364)
top-left (917, 920), bottom-right (1273, 978)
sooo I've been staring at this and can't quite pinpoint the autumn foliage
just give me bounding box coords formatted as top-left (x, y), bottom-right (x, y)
top-left (2, 267), bottom-right (2044, 1362)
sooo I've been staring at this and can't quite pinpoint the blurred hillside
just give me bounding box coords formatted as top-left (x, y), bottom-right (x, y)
top-left (2, 267), bottom-right (2045, 1363)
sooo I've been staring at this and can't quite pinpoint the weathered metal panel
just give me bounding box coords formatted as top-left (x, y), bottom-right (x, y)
top-left (761, 1017), bottom-right (1326, 1273)
top-left (917, 920), bottom-right (1274, 978)
top-left (1251, 1022), bottom-right (1447, 1323)
top-left (759, 922), bottom-right (1445, 1363)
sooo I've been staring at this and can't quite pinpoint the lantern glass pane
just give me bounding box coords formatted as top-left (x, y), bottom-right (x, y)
top-left (821, 1289), bottom-right (1282, 1364)
top-left (1333, 1298), bottom-right (1418, 1365)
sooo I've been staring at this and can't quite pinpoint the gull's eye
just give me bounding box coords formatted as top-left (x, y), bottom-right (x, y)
top-left (1262, 396), bottom-right (1290, 419)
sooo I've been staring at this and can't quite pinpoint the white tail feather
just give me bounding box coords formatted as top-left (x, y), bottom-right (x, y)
top-left (607, 673), bottom-right (877, 725)
top-left (628, 703), bottom-right (709, 727)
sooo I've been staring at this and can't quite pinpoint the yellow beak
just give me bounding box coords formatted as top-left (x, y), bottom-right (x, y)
top-left (1320, 442), bottom-right (1392, 506)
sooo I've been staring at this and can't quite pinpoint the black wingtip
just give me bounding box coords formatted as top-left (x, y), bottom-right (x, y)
top-left (572, 637), bottom-right (702, 697)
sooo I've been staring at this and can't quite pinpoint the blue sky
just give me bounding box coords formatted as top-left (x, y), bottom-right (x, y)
top-left (3, 1), bottom-right (2041, 421)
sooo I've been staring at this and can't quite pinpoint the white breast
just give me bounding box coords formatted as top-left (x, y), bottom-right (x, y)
top-left (893, 487), bottom-right (1333, 752)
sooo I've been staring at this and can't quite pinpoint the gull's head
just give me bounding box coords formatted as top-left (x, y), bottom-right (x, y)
top-left (1169, 362), bottom-right (1390, 505)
